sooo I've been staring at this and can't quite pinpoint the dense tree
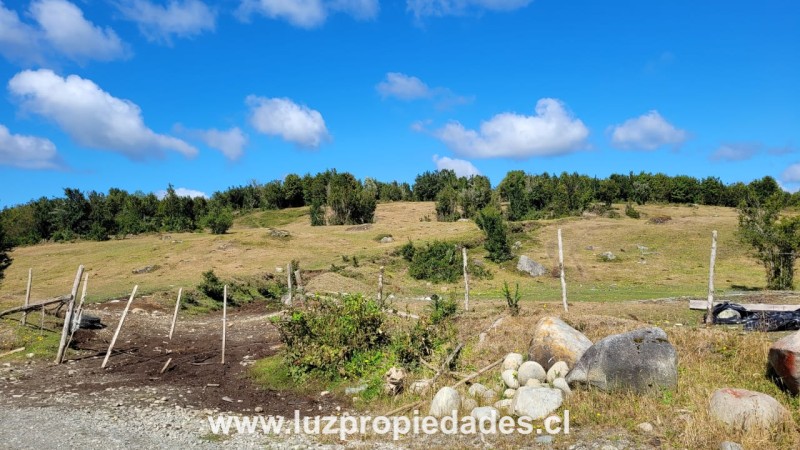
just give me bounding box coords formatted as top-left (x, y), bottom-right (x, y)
top-left (739, 193), bottom-right (800, 290)
top-left (475, 206), bottom-right (512, 262)
top-left (203, 202), bottom-right (234, 234)
top-left (283, 174), bottom-right (305, 207)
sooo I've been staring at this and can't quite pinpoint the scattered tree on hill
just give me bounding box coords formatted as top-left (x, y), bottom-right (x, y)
top-left (738, 193), bottom-right (800, 290)
top-left (475, 206), bottom-right (513, 262)
top-left (203, 202), bottom-right (234, 234)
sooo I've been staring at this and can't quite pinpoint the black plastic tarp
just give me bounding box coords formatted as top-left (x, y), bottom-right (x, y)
top-left (707, 301), bottom-right (800, 332)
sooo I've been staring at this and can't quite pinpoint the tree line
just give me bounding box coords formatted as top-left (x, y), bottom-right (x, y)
top-left (0, 170), bottom-right (793, 249)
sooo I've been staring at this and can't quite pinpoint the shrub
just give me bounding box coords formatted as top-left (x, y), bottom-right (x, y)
top-left (408, 241), bottom-right (462, 283)
top-left (273, 294), bottom-right (389, 380)
top-left (648, 215), bottom-right (672, 224)
top-left (204, 205), bottom-right (233, 234)
top-left (475, 207), bottom-right (513, 263)
top-left (502, 281), bottom-right (521, 316)
top-left (199, 270), bottom-right (225, 301)
top-left (309, 200), bottom-right (325, 226)
top-left (429, 294), bottom-right (457, 324)
top-left (625, 203), bottom-right (641, 219)
top-left (398, 240), bottom-right (415, 261)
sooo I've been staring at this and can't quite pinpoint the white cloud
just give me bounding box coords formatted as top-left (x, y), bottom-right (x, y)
top-left (117, 0), bottom-right (216, 44)
top-left (199, 127), bottom-right (248, 160)
top-left (407, 0), bottom-right (532, 19)
top-left (377, 72), bottom-right (472, 109)
top-left (609, 110), bottom-right (687, 150)
top-left (155, 187), bottom-right (208, 199)
top-left (782, 164), bottom-right (800, 183)
top-left (0, 2), bottom-right (43, 64)
top-left (30, 0), bottom-right (128, 62)
top-left (237, 0), bottom-right (378, 28)
top-left (246, 95), bottom-right (331, 148)
top-left (431, 98), bottom-right (589, 159)
top-left (377, 73), bottom-right (432, 100)
top-left (0, 124), bottom-right (62, 169)
top-left (433, 154), bottom-right (480, 177)
top-left (710, 143), bottom-right (760, 162)
top-left (9, 69), bottom-right (197, 160)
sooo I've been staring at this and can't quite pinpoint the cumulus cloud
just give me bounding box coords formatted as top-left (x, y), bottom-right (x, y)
top-left (117, 0), bottom-right (216, 44)
top-left (431, 98), bottom-right (589, 159)
top-left (237, 0), bottom-right (378, 28)
top-left (246, 95), bottom-right (331, 148)
top-left (609, 110), bottom-right (687, 150)
top-left (377, 72), bottom-right (471, 108)
top-left (199, 127), bottom-right (248, 160)
top-left (9, 69), bottom-right (197, 160)
top-left (782, 164), bottom-right (800, 183)
top-left (30, 0), bottom-right (128, 62)
top-left (433, 154), bottom-right (480, 177)
top-left (155, 187), bottom-right (208, 199)
top-left (710, 143), bottom-right (760, 162)
top-left (0, 2), bottom-right (43, 64)
top-left (407, 0), bottom-right (532, 19)
top-left (0, 124), bottom-right (62, 169)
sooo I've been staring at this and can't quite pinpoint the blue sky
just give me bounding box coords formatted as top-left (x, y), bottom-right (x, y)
top-left (0, 0), bottom-right (798, 207)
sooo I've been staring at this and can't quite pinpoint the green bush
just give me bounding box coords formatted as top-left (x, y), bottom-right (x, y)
top-left (408, 241), bottom-right (462, 283)
top-left (273, 294), bottom-right (389, 380)
top-left (199, 270), bottom-right (225, 301)
top-left (475, 206), bottom-right (513, 263)
top-left (204, 205), bottom-right (233, 234)
top-left (625, 203), bottom-right (641, 219)
top-left (429, 294), bottom-right (457, 324)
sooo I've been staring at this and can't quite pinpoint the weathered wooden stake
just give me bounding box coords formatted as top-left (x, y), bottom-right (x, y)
top-left (558, 229), bottom-right (568, 312)
top-left (286, 263), bottom-right (293, 306)
top-left (160, 357), bottom-right (172, 374)
top-left (65, 273), bottom-right (89, 351)
top-left (101, 285), bottom-right (138, 369)
top-left (705, 230), bottom-right (718, 326)
top-left (462, 247), bottom-right (470, 311)
top-left (55, 265), bottom-right (84, 364)
top-left (294, 270), bottom-right (303, 295)
top-left (21, 268), bottom-right (32, 326)
top-left (378, 266), bottom-right (385, 305)
top-left (169, 288), bottom-right (182, 340)
top-left (221, 285), bottom-right (227, 365)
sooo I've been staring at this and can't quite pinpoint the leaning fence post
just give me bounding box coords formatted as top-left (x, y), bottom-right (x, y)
top-left (102, 285), bottom-right (138, 369)
top-left (21, 268), bottom-right (32, 326)
top-left (705, 230), bottom-right (718, 326)
top-left (169, 288), bottom-right (182, 340)
top-left (56, 265), bottom-right (84, 364)
top-left (558, 229), bottom-right (568, 312)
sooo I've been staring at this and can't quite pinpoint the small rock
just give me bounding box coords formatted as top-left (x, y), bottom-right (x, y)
top-left (511, 386), bottom-right (563, 420)
top-left (222, 396), bottom-right (233, 403)
top-left (709, 388), bottom-right (787, 430)
top-left (546, 361), bottom-right (569, 383)
top-left (481, 389), bottom-right (497, 403)
top-left (535, 435), bottom-right (554, 445)
top-left (502, 353), bottom-right (524, 371)
top-left (719, 442), bottom-right (743, 450)
top-left (345, 385), bottom-right (368, 395)
top-left (429, 387), bottom-right (461, 418)
top-left (471, 406), bottom-right (500, 424)
top-left (26, 353), bottom-right (34, 359)
top-left (518, 361), bottom-right (546, 385)
top-left (384, 366), bottom-right (407, 396)
top-left (409, 379), bottom-right (431, 394)
top-left (501, 369), bottom-right (519, 389)
top-left (717, 309), bottom-right (741, 321)
top-left (600, 251), bottom-right (616, 261)
top-left (379, 236), bottom-right (394, 243)
top-left (67, 370), bottom-right (77, 376)
top-left (552, 377), bottom-right (571, 396)
top-left (254, 406), bottom-right (264, 413)
top-left (525, 379), bottom-right (541, 387)
top-left (503, 388), bottom-right (516, 399)
top-left (493, 399), bottom-right (512, 412)
top-left (636, 422), bottom-right (654, 433)
top-left (517, 255), bottom-right (548, 277)
top-left (467, 383), bottom-right (488, 398)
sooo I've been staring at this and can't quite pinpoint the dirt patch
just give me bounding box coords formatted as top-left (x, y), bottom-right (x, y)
top-left (304, 272), bottom-right (371, 295)
top-left (1, 300), bottom-right (343, 416)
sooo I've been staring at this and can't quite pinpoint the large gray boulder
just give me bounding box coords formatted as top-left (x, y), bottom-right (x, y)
top-left (528, 316), bottom-right (593, 370)
top-left (511, 386), bottom-right (563, 420)
top-left (429, 387), bottom-right (461, 418)
top-left (565, 327), bottom-right (677, 393)
top-left (768, 330), bottom-right (800, 394)
top-left (709, 388), bottom-right (787, 430)
top-left (517, 256), bottom-right (547, 277)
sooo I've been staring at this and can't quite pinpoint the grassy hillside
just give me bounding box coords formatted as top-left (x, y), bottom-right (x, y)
top-left (0, 202), bottom-right (766, 308)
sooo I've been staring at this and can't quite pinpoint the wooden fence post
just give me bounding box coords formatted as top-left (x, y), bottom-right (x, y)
top-left (287, 263), bottom-right (293, 306)
top-left (462, 247), bottom-right (470, 312)
top-left (101, 285), bottom-right (138, 369)
top-left (221, 285), bottom-right (227, 365)
top-left (378, 266), bottom-right (384, 305)
top-left (55, 265), bottom-right (84, 364)
top-left (65, 273), bottom-right (89, 351)
top-left (558, 229), bottom-right (568, 312)
top-left (294, 270), bottom-right (303, 295)
top-left (705, 230), bottom-right (718, 326)
top-left (21, 268), bottom-right (32, 326)
top-left (169, 288), bottom-right (182, 340)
